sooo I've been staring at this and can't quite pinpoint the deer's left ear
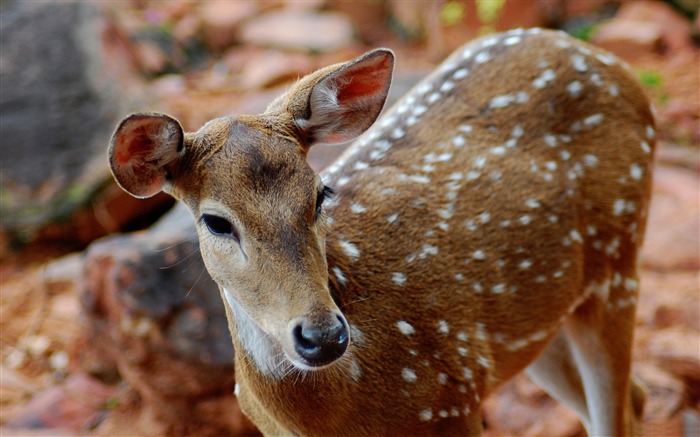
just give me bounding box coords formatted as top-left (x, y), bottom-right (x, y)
top-left (108, 113), bottom-right (184, 198)
top-left (294, 49), bottom-right (394, 145)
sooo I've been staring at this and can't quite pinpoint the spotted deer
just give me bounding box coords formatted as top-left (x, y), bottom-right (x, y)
top-left (108, 29), bottom-right (655, 436)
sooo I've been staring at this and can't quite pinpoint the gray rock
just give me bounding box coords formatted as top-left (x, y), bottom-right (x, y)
top-left (0, 1), bottom-right (148, 231)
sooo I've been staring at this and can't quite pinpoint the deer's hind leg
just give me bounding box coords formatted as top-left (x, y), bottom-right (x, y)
top-left (526, 257), bottom-right (646, 435)
top-left (525, 329), bottom-right (591, 428)
top-left (565, 267), bottom-right (644, 436)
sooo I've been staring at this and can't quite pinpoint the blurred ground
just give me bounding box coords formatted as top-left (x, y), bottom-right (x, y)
top-left (1, 1), bottom-right (698, 436)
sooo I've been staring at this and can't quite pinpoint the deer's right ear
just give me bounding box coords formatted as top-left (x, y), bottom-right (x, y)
top-left (295, 49), bottom-right (394, 145)
top-left (108, 113), bottom-right (184, 198)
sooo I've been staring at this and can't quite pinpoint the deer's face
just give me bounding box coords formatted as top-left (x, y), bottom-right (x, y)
top-left (107, 49), bottom-right (395, 372)
top-left (186, 116), bottom-right (347, 370)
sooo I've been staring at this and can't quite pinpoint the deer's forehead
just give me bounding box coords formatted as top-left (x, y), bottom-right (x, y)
top-left (192, 119), bottom-right (317, 208)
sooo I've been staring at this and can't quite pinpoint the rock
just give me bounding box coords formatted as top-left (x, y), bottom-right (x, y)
top-left (3, 373), bottom-right (114, 432)
top-left (240, 9), bottom-right (355, 53)
top-left (593, 0), bottom-right (693, 55)
top-left (592, 19), bottom-right (664, 58)
top-left (636, 270), bottom-right (699, 331)
top-left (0, 1), bottom-right (150, 235)
top-left (199, 1), bottom-right (258, 51)
top-left (660, 100), bottom-right (700, 145)
top-left (239, 50), bottom-right (313, 90)
top-left (646, 328), bottom-right (700, 392)
top-left (641, 165), bottom-right (700, 271)
top-left (79, 203), bottom-right (256, 435)
top-left (614, 0), bottom-right (693, 52)
top-left (634, 363), bottom-right (686, 421)
top-left (482, 375), bottom-right (585, 437)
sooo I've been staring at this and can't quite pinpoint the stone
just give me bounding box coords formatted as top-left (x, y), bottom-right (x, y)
top-left (592, 19), bottom-right (664, 58)
top-left (199, 1), bottom-right (258, 51)
top-left (641, 165), bottom-right (700, 271)
top-left (0, 1), bottom-right (150, 235)
top-left (614, 0), bottom-right (693, 51)
top-left (593, 0), bottom-right (693, 55)
top-left (637, 270), bottom-right (699, 331)
top-left (647, 328), bottom-right (700, 391)
top-left (633, 363), bottom-right (685, 421)
top-left (482, 375), bottom-right (585, 437)
top-left (240, 9), bottom-right (355, 53)
top-left (79, 203), bottom-right (257, 435)
top-left (3, 373), bottom-right (114, 432)
top-left (239, 50), bottom-right (313, 90)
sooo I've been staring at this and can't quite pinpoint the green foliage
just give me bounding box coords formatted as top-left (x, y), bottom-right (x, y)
top-left (475, 0), bottom-right (506, 25)
top-left (638, 70), bottom-right (663, 88)
top-left (638, 70), bottom-right (669, 106)
top-left (440, 1), bottom-right (465, 27)
top-left (568, 23), bottom-right (598, 42)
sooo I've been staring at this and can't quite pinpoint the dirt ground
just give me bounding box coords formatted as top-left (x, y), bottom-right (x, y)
top-left (1, 1), bottom-right (698, 436)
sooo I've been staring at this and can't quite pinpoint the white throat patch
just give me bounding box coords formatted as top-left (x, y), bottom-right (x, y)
top-left (222, 288), bottom-right (289, 379)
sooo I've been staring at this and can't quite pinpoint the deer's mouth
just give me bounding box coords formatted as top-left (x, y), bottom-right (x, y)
top-left (222, 287), bottom-right (351, 375)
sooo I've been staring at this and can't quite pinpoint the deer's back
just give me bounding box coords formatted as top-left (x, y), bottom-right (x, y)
top-left (321, 28), bottom-right (654, 389)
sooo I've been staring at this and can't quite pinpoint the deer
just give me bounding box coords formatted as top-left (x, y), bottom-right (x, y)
top-left (108, 28), bottom-right (655, 436)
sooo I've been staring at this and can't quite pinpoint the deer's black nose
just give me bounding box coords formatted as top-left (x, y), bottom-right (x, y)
top-left (291, 314), bottom-right (349, 367)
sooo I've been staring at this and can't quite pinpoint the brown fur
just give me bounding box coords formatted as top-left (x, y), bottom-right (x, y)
top-left (109, 30), bottom-right (654, 436)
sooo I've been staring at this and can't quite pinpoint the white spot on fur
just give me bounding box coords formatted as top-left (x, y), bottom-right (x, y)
top-left (584, 113), bottom-right (604, 126)
top-left (525, 198), bottom-right (541, 208)
top-left (402, 367), bottom-right (417, 383)
top-left (477, 355), bottom-right (490, 368)
top-left (419, 409), bottom-right (433, 421)
top-left (491, 283), bottom-right (506, 294)
top-left (533, 69), bottom-right (556, 88)
top-left (438, 320), bottom-right (450, 334)
top-left (571, 54), bottom-right (588, 72)
top-left (440, 81), bottom-right (455, 92)
top-left (519, 259), bottom-right (533, 270)
top-left (567, 80), bottom-right (583, 97)
top-left (392, 272), bottom-right (407, 286)
top-left (489, 94), bottom-right (515, 109)
top-left (339, 239), bottom-right (360, 261)
top-left (475, 51), bottom-right (491, 63)
top-left (397, 320), bottom-right (415, 335)
top-left (630, 163), bottom-right (643, 180)
top-left (453, 68), bottom-right (469, 79)
top-left (544, 134), bottom-right (557, 147)
top-left (333, 266), bottom-right (347, 286)
top-left (351, 203), bottom-right (366, 214)
top-left (504, 35), bottom-right (522, 45)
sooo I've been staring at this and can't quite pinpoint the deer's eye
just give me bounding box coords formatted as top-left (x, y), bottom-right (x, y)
top-left (315, 186), bottom-right (335, 220)
top-left (200, 214), bottom-right (239, 241)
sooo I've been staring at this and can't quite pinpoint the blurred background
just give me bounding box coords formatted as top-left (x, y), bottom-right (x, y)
top-left (1, 0), bottom-right (698, 435)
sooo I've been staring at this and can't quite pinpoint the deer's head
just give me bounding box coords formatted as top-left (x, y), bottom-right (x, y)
top-left (108, 49), bottom-right (394, 372)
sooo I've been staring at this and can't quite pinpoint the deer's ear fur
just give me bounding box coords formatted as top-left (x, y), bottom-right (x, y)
top-left (108, 113), bottom-right (184, 198)
top-left (271, 49), bottom-right (395, 146)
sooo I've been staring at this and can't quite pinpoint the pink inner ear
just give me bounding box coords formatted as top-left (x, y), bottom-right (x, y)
top-left (115, 126), bottom-right (152, 165)
top-left (337, 55), bottom-right (393, 103)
